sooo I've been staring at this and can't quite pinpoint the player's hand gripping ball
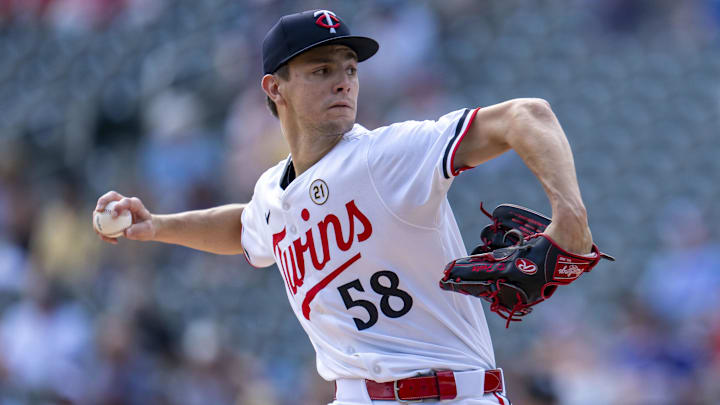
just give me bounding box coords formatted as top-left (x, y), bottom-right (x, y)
top-left (439, 204), bottom-right (614, 327)
top-left (93, 201), bottom-right (132, 238)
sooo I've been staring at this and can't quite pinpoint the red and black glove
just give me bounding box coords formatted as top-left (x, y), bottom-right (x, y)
top-left (439, 204), bottom-right (615, 327)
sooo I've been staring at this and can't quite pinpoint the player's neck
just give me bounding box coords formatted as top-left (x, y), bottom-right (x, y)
top-left (281, 124), bottom-right (344, 176)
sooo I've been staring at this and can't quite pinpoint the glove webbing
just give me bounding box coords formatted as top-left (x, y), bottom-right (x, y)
top-left (457, 237), bottom-right (544, 328)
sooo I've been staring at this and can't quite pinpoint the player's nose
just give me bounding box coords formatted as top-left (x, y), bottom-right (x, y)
top-left (333, 83), bottom-right (350, 94)
top-left (333, 74), bottom-right (353, 94)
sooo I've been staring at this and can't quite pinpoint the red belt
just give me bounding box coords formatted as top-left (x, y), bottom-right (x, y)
top-left (362, 369), bottom-right (504, 402)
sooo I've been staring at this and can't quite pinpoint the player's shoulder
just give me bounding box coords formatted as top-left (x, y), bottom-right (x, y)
top-left (365, 118), bottom-right (430, 137)
top-left (364, 108), bottom-right (470, 139)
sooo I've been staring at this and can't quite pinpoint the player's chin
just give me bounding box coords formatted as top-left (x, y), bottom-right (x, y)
top-left (321, 113), bottom-right (355, 134)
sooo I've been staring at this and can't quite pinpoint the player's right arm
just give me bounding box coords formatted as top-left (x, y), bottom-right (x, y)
top-left (94, 191), bottom-right (245, 255)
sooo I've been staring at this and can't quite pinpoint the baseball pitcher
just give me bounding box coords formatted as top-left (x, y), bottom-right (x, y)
top-left (94, 10), bottom-right (612, 404)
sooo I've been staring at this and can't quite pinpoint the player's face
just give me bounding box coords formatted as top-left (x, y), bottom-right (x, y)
top-left (283, 45), bottom-right (359, 136)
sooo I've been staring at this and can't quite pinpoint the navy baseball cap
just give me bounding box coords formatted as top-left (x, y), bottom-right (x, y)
top-left (262, 9), bottom-right (379, 74)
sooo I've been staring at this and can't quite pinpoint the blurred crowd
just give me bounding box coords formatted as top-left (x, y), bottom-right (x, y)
top-left (0, 0), bottom-right (719, 404)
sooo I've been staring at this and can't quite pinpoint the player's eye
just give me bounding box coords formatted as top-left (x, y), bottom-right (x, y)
top-left (347, 67), bottom-right (357, 76)
top-left (313, 68), bottom-right (328, 75)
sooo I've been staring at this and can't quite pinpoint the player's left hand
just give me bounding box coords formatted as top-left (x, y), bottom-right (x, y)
top-left (543, 216), bottom-right (592, 255)
top-left (438, 203), bottom-right (614, 327)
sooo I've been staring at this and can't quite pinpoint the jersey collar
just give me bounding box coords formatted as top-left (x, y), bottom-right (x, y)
top-left (279, 157), bottom-right (296, 190)
top-left (278, 124), bottom-right (366, 190)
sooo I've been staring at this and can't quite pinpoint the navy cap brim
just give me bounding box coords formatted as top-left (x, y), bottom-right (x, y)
top-left (267, 35), bottom-right (379, 74)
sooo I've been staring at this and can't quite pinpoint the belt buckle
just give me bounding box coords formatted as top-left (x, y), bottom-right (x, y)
top-left (497, 367), bottom-right (507, 397)
top-left (393, 379), bottom-right (424, 403)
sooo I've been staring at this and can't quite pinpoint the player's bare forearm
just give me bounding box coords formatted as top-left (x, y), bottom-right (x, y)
top-left (508, 121), bottom-right (592, 254)
top-left (505, 101), bottom-right (585, 216)
top-left (95, 191), bottom-right (246, 254)
top-left (457, 98), bottom-right (592, 253)
top-left (152, 204), bottom-right (246, 255)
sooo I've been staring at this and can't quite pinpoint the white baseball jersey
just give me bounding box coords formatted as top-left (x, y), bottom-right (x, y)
top-left (241, 107), bottom-right (495, 382)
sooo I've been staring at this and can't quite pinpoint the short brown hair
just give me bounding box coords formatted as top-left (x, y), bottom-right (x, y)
top-left (266, 64), bottom-right (290, 118)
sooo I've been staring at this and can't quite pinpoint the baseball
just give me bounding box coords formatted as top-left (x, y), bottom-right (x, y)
top-left (94, 201), bottom-right (132, 238)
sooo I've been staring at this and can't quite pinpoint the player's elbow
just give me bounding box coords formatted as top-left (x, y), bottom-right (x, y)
top-left (510, 98), bottom-right (555, 126)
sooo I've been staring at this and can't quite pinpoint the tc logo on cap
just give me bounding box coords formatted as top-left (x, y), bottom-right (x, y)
top-left (314, 10), bottom-right (340, 33)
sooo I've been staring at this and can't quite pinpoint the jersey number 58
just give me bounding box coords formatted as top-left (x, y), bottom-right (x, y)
top-left (337, 270), bottom-right (413, 331)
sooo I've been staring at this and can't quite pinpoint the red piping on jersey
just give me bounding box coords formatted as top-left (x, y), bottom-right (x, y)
top-left (450, 107), bottom-right (481, 176)
top-left (301, 252), bottom-right (361, 320)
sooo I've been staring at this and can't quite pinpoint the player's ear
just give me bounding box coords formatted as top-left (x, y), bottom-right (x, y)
top-left (262, 74), bottom-right (284, 104)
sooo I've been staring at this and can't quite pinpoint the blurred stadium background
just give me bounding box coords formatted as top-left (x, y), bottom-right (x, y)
top-left (1, 0), bottom-right (719, 404)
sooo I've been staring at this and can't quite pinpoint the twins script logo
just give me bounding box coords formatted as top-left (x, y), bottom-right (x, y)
top-left (553, 255), bottom-right (588, 281)
top-left (272, 200), bottom-right (372, 320)
top-left (314, 10), bottom-right (340, 34)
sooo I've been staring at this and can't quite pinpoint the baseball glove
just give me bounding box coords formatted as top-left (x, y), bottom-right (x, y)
top-left (439, 204), bottom-right (614, 327)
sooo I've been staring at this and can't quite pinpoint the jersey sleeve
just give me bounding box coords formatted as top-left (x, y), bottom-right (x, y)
top-left (240, 195), bottom-right (275, 268)
top-left (366, 107), bottom-right (480, 228)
